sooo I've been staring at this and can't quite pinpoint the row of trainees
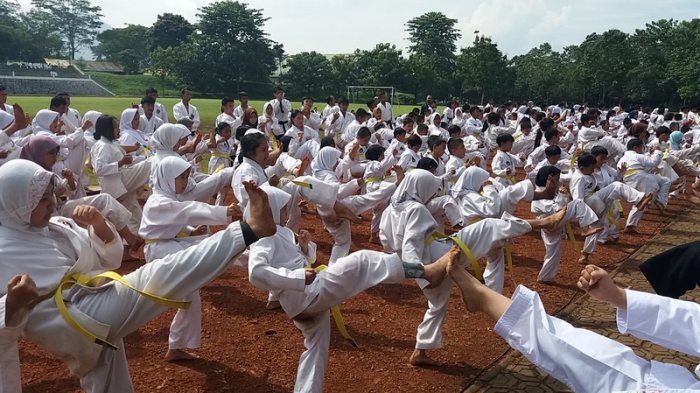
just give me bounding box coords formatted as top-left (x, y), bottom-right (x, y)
top-left (2, 157), bottom-right (699, 393)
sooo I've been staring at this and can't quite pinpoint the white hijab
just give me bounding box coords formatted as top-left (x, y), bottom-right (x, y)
top-left (32, 109), bottom-right (60, 133)
top-left (151, 123), bottom-right (191, 152)
top-left (390, 169), bottom-right (440, 208)
top-left (0, 159), bottom-right (54, 234)
top-left (82, 110), bottom-right (102, 134)
top-left (119, 108), bottom-right (149, 145)
top-left (153, 156), bottom-right (195, 200)
top-left (451, 166), bottom-right (489, 198)
top-left (244, 185), bottom-right (290, 225)
top-left (311, 146), bottom-right (340, 176)
top-left (0, 110), bottom-right (13, 129)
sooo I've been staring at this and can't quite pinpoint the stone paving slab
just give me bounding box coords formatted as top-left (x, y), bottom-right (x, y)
top-left (464, 205), bottom-right (700, 393)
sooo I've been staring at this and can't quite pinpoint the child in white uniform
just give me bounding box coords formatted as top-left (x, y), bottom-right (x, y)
top-left (207, 122), bottom-right (234, 206)
top-left (491, 134), bottom-right (525, 187)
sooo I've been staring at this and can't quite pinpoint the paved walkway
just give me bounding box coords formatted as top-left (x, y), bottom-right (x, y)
top-left (463, 204), bottom-right (700, 392)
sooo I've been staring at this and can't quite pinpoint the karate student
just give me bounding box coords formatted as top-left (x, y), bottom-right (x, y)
top-left (445, 138), bottom-right (476, 185)
top-left (173, 88), bottom-right (201, 131)
top-left (138, 96), bottom-right (165, 136)
top-left (617, 138), bottom-right (671, 233)
top-left (571, 153), bottom-right (654, 263)
top-left (322, 95), bottom-right (336, 119)
top-left (140, 87), bottom-right (168, 123)
top-left (20, 135), bottom-right (143, 253)
top-left (397, 134), bottom-right (422, 171)
top-left (118, 108), bottom-right (151, 161)
top-left (483, 112), bottom-right (516, 150)
top-left (91, 114), bottom-right (152, 233)
top-left (208, 122), bottom-right (235, 205)
top-left (233, 91), bottom-right (249, 118)
top-left (380, 169), bottom-right (567, 366)
top-left (376, 91), bottom-right (393, 128)
top-left (271, 86), bottom-right (292, 134)
top-left (465, 106), bottom-right (484, 137)
top-left (363, 144), bottom-right (400, 242)
top-left (339, 126), bottom-right (372, 180)
top-left (528, 145), bottom-right (571, 184)
top-left (215, 96), bottom-right (241, 129)
top-left (300, 96), bottom-right (322, 131)
top-left (140, 156), bottom-right (241, 361)
top-left (56, 92), bottom-right (82, 134)
top-left (448, 258), bottom-right (700, 393)
top-left (491, 133), bottom-right (525, 187)
top-left (428, 112), bottom-right (449, 140)
top-left (530, 166), bottom-right (601, 282)
top-left (0, 85), bottom-right (13, 114)
top-left (285, 109), bottom-right (320, 160)
top-left (247, 186), bottom-right (453, 393)
top-left (0, 159), bottom-right (277, 393)
top-left (231, 132), bottom-right (278, 208)
top-left (387, 126), bottom-right (407, 159)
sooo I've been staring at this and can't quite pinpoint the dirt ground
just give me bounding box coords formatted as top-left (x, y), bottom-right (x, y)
top-left (18, 174), bottom-right (689, 393)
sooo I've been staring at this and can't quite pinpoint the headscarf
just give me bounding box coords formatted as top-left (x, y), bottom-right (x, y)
top-left (152, 156), bottom-right (195, 200)
top-left (390, 169), bottom-right (440, 208)
top-left (32, 109), bottom-right (60, 133)
top-left (244, 185), bottom-right (290, 225)
top-left (19, 135), bottom-right (60, 171)
top-left (427, 112), bottom-right (441, 127)
top-left (311, 146), bottom-right (340, 175)
top-left (119, 108), bottom-right (139, 132)
top-left (670, 131), bottom-right (684, 150)
top-left (82, 110), bottom-right (102, 133)
top-left (451, 166), bottom-right (489, 198)
top-left (535, 165), bottom-right (561, 187)
top-left (151, 123), bottom-right (191, 152)
top-left (0, 159), bottom-right (54, 233)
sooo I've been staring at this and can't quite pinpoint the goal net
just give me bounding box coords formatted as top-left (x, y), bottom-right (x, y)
top-left (346, 85), bottom-right (395, 105)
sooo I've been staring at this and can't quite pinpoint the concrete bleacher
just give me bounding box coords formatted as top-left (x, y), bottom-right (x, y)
top-left (1, 61), bottom-right (114, 96)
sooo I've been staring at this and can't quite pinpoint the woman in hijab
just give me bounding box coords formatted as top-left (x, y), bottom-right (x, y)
top-left (20, 135), bottom-right (142, 252)
top-left (530, 165), bottom-right (600, 283)
top-left (247, 185), bottom-right (453, 393)
top-left (139, 156), bottom-right (240, 361)
top-left (117, 108), bottom-right (151, 160)
top-left (427, 112), bottom-right (449, 141)
top-left (380, 169), bottom-right (566, 368)
top-left (0, 158), bottom-right (275, 393)
top-left (90, 114), bottom-right (151, 232)
top-left (82, 110), bottom-right (102, 149)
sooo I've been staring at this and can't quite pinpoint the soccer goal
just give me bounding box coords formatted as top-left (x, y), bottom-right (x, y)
top-left (346, 85), bottom-right (395, 105)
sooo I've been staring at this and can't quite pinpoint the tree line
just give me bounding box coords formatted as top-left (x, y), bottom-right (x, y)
top-left (1, 0), bottom-right (699, 107)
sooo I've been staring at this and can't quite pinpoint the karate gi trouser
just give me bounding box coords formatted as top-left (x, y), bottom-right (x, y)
top-left (290, 250), bottom-right (405, 393)
top-left (415, 212), bottom-right (532, 349)
top-left (116, 159), bottom-right (151, 233)
top-left (61, 194), bottom-right (132, 233)
top-left (191, 167), bottom-right (233, 203)
top-left (623, 174), bottom-right (671, 228)
top-left (73, 222), bottom-right (247, 393)
top-left (426, 195), bottom-right (462, 228)
top-left (539, 200), bottom-right (598, 282)
top-left (495, 285), bottom-right (653, 392)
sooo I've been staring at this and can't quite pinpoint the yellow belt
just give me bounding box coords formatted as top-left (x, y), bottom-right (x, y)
top-left (55, 272), bottom-right (190, 349)
top-left (309, 264), bottom-right (358, 347)
top-left (145, 231), bottom-right (190, 245)
top-left (292, 180), bottom-right (313, 189)
top-left (624, 169), bottom-right (642, 177)
top-left (565, 223), bottom-right (580, 252)
top-left (500, 175), bottom-right (517, 184)
top-left (211, 151), bottom-right (233, 161)
top-left (426, 232), bottom-right (483, 280)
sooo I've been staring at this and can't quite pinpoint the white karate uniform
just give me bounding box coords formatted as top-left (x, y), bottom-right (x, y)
top-left (139, 102), bottom-right (168, 124)
top-left (363, 152), bottom-right (396, 234)
top-left (491, 150), bottom-right (523, 187)
top-left (215, 112), bottom-right (241, 129)
top-left (138, 114), bottom-right (164, 136)
top-left (173, 101), bottom-right (201, 131)
top-left (495, 285), bottom-right (700, 392)
top-left (617, 149), bottom-right (671, 227)
top-left (398, 148), bottom-right (420, 171)
top-left (231, 157), bottom-right (271, 208)
top-left (377, 101), bottom-right (393, 126)
top-left (271, 98), bottom-right (292, 134)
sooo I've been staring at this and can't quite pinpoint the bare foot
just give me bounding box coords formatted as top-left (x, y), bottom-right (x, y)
top-left (578, 253), bottom-right (590, 264)
top-left (636, 193), bottom-right (654, 211)
top-left (624, 226), bottom-right (639, 234)
top-left (654, 200), bottom-right (666, 216)
top-left (447, 256), bottom-right (485, 313)
top-left (408, 349), bottom-right (442, 367)
top-left (243, 181), bottom-right (276, 238)
top-left (423, 246), bottom-right (459, 288)
top-left (12, 104), bottom-right (29, 129)
top-left (580, 225), bottom-right (604, 237)
top-left (531, 206), bottom-right (567, 231)
top-left (165, 349), bottom-right (199, 362)
top-left (266, 300), bottom-right (281, 310)
top-left (333, 201), bottom-right (361, 223)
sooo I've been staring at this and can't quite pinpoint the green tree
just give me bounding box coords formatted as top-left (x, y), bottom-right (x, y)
top-left (30, 0), bottom-right (103, 61)
top-left (405, 12), bottom-right (461, 99)
top-left (576, 30), bottom-right (635, 105)
top-left (327, 54), bottom-right (359, 98)
top-left (354, 43), bottom-right (408, 91)
top-left (666, 19), bottom-right (700, 104)
top-left (94, 25), bottom-right (150, 73)
top-left (149, 13), bottom-right (193, 51)
top-left (511, 43), bottom-right (564, 103)
top-left (282, 51), bottom-right (332, 98)
top-left (454, 35), bottom-right (512, 104)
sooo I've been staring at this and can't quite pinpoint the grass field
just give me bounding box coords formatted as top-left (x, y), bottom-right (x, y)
top-left (9, 96), bottom-right (433, 132)
top-left (85, 72), bottom-right (182, 97)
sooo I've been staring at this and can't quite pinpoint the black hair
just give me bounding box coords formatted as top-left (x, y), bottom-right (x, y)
top-left (580, 114), bottom-right (595, 124)
top-left (461, 104), bottom-right (471, 113)
top-left (141, 96), bottom-right (156, 105)
top-left (357, 127), bottom-right (371, 139)
top-left (428, 135), bottom-right (446, 150)
top-left (145, 87), bottom-right (158, 95)
top-left (469, 106), bottom-right (482, 115)
top-left (273, 86), bottom-right (284, 93)
top-left (673, 113), bottom-right (683, 121)
top-left (496, 133), bottom-right (515, 146)
top-left (180, 87), bottom-right (190, 96)
top-left (290, 109), bottom-right (303, 121)
top-left (544, 144), bottom-right (561, 157)
top-left (94, 115), bottom-right (117, 141)
top-left (623, 118), bottom-right (632, 126)
top-left (656, 125), bottom-right (671, 136)
top-left (239, 91), bottom-right (248, 98)
top-left (338, 97), bottom-right (349, 105)
top-left (535, 165), bottom-right (561, 187)
top-left (590, 145), bottom-right (608, 157)
top-left (627, 138), bottom-right (644, 150)
top-left (486, 112), bottom-right (500, 125)
top-left (544, 127), bottom-right (559, 142)
top-left (49, 95), bottom-right (68, 109)
top-left (447, 125), bottom-right (461, 136)
top-left (302, 96), bottom-right (313, 103)
top-left (365, 144), bottom-right (386, 161)
top-left (519, 119), bottom-right (532, 130)
top-left (326, 95), bottom-right (335, 104)
top-left (221, 96), bottom-right (234, 107)
top-left (539, 118), bottom-right (554, 130)
top-left (393, 127), bottom-right (406, 138)
top-left (238, 132), bottom-right (267, 164)
top-left (279, 135), bottom-right (293, 152)
top-left (417, 157), bottom-right (438, 172)
top-left (407, 134), bottom-right (422, 148)
top-left (235, 125), bottom-right (250, 141)
top-left (447, 138), bottom-right (464, 154)
top-left (320, 135), bottom-right (335, 149)
top-left (577, 153), bottom-right (596, 168)
top-left (355, 108), bottom-right (369, 118)
top-left (215, 122), bottom-right (231, 135)
top-left (402, 117), bottom-right (414, 126)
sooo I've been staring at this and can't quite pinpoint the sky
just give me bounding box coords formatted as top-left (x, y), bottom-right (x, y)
top-left (15, 0), bottom-right (700, 58)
